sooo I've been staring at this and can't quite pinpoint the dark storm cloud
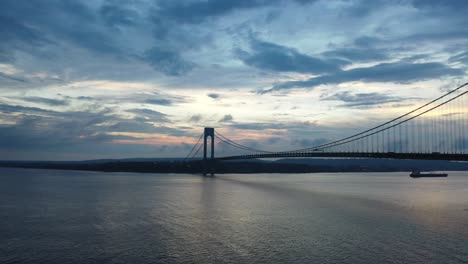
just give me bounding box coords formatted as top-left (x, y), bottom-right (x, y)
top-left (0, 0), bottom-right (465, 82)
top-left (345, 0), bottom-right (387, 16)
top-left (0, 115), bottom-right (137, 150)
top-left (268, 61), bottom-right (463, 92)
top-left (231, 121), bottom-right (316, 131)
top-left (155, 0), bottom-right (272, 24)
top-left (154, 0), bottom-right (317, 25)
top-left (400, 1), bottom-right (468, 43)
top-left (0, 102), bottom-right (179, 152)
top-left (106, 121), bottom-right (170, 134)
top-left (0, 0), bottom-right (186, 76)
top-left (0, 104), bottom-right (57, 115)
top-left (450, 52), bottom-right (468, 65)
top-left (219, 114), bottom-right (234, 123)
top-left (147, 0), bottom-right (318, 75)
top-left (126, 108), bottom-right (171, 123)
top-left (292, 138), bottom-right (328, 147)
top-left (142, 48), bottom-right (195, 76)
top-left (321, 91), bottom-right (408, 108)
top-left (76, 96), bottom-right (95, 101)
top-left (0, 73), bottom-right (27, 83)
top-left (104, 118), bottom-right (189, 137)
top-left (0, 15), bottom-right (48, 62)
top-left (0, 0), bottom-right (120, 55)
top-left (237, 39), bottom-right (347, 74)
top-left (99, 1), bottom-right (139, 27)
top-left (207, 93), bottom-right (221, 99)
top-left (353, 36), bottom-right (383, 48)
top-left (189, 114), bottom-right (203, 123)
top-left (0, 49), bottom-right (14, 63)
top-left (0, 108), bottom-right (119, 150)
top-left (16, 96), bottom-right (69, 106)
top-left (403, 29), bottom-right (468, 43)
top-left (231, 123), bottom-right (275, 130)
top-left (144, 98), bottom-right (173, 106)
top-left (100, 92), bottom-right (186, 106)
top-left (59, 95), bottom-right (95, 101)
top-left (322, 48), bottom-right (389, 63)
top-left (412, 0), bottom-right (468, 10)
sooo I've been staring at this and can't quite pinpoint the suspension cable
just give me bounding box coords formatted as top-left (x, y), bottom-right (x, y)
top-left (312, 90), bottom-right (468, 151)
top-left (184, 132), bottom-right (204, 161)
top-left (215, 131), bottom-right (273, 153)
top-left (191, 142), bottom-right (204, 159)
top-left (216, 135), bottom-right (271, 153)
top-left (284, 82), bottom-right (468, 153)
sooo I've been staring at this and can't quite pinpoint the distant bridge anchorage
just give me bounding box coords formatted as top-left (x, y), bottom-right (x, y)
top-left (184, 82), bottom-right (468, 175)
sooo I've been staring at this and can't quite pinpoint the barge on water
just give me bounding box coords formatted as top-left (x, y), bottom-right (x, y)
top-left (410, 170), bottom-right (448, 178)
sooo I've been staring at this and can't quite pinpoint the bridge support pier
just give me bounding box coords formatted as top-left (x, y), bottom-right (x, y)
top-left (203, 127), bottom-right (215, 176)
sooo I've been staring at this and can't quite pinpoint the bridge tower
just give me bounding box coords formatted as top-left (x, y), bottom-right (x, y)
top-left (203, 127), bottom-right (215, 175)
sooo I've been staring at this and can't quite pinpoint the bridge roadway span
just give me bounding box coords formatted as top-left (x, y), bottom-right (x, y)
top-left (216, 152), bottom-right (468, 161)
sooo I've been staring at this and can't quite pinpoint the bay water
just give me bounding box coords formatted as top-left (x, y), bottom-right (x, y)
top-left (1, 168), bottom-right (467, 263)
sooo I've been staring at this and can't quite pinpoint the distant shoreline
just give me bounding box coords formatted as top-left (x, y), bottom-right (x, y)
top-left (1, 158), bottom-right (468, 174)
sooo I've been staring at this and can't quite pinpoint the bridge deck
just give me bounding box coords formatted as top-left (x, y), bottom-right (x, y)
top-left (216, 152), bottom-right (468, 161)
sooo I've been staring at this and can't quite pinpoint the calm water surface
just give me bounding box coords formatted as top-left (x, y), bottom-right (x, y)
top-left (1, 168), bottom-right (467, 263)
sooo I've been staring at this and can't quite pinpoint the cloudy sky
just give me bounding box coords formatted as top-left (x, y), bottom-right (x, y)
top-left (0, 0), bottom-right (467, 160)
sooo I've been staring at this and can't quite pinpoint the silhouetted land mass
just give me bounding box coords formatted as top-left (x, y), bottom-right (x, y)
top-left (1, 158), bottom-right (468, 174)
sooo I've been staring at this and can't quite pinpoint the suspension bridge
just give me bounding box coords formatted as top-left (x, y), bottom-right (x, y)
top-left (185, 82), bottom-right (468, 175)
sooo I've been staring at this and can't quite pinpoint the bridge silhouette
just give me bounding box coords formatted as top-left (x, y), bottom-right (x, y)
top-left (185, 82), bottom-right (468, 174)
